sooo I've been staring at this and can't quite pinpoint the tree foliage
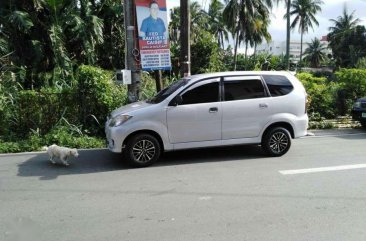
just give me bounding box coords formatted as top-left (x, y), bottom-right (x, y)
top-left (303, 38), bottom-right (327, 68)
top-left (288, 0), bottom-right (323, 65)
top-left (328, 7), bottom-right (366, 68)
top-left (0, 0), bottom-right (125, 89)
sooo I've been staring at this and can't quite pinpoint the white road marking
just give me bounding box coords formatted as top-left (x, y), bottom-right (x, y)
top-left (279, 164), bottom-right (366, 175)
top-left (198, 196), bottom-right (212, 200)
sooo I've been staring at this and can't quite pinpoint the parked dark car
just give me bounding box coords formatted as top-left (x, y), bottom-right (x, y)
top-left (352, 97), bottom-right (366, 128)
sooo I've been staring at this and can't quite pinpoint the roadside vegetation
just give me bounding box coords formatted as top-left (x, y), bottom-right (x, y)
top-left (1, 1), bottom-right (366, 153)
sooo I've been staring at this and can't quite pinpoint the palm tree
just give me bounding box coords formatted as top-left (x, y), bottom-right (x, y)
top-left (223, 0), bottom-right (272, 70)
top-left (190, 2), bottom-right (209, 43)
top-left (248, 12), bottom-right (272, 57)
top-left (1, 0), bottom-right (51, 89)
top-left (328, 6), bottom-right (361, 67)
top-left (168, 2), bottom-right (208, 44)
top-left (208, 0), bottom-right (229, 48)
top-left (169, 7), bottom-right (181, 45)
top-left (328, 7), bottom-right (360, 39)
top-left (273, 0), bottom-right (291, 70)
top-left (288, 0), bottom-right (323, 67)
top-left (303, 38), bottom-right (326, 67)
top-left (65, 0), bottom-right (104, 65)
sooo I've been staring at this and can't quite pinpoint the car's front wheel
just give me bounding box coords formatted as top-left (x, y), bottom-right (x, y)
top-left (123, 133), bottom-right (161, 167)
top-left (262, 127), bottom-right (291, 157)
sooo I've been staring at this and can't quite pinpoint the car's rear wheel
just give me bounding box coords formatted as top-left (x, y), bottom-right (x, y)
top-left (360, 120), bottom-right (366, 129)
top-left (262, 127), bottom-right (291, 157)
top-left (123, 133), bottom-right (161, 167)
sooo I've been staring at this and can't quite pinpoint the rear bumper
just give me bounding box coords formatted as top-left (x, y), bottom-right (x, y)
top-left (352, 109), bottom-right (366, 121)
top-left (293, 114), bottom-right (309, 138)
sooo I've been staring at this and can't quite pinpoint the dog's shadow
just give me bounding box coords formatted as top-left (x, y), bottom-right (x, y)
top-left (17, 149), bottom-right (128, 180)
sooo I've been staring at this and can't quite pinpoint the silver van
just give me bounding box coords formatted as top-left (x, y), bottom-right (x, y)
top-left (105, 71), bottom-right (308, 167)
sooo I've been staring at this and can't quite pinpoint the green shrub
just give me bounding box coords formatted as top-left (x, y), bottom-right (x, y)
top-left (191, 31), bottom-right (227, 74)
top-left (76, 65), bottom-right (127, 135)
top-left (0, 124), bottom-right (105, 153)
top-left (0, 75), bottom-right (19, 136)
top-left (356, 57), bottom-right (366, 69)
top-left (139, 72), bottom-right (159, 100)
top-left (43, 126), bottom-right (104, 149)
top-left (336, 69), bottom-right (366, 99)
top-left (13, 87), bottom-right (78, 136)
top-left (297, 72), bottom-right (340, 118)
top-left (0, 140), bottom-right (22, 153)
top-left (335, 69), bottom-right (366, 114)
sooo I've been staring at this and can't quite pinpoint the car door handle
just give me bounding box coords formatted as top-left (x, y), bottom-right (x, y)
top-left (259, 103), bottom-right (268, 108)
top-left (209, 107), bottom-right (218, 113)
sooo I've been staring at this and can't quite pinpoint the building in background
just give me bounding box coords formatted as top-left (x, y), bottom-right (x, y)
top-left (256, 36), bottom-right (332, 64)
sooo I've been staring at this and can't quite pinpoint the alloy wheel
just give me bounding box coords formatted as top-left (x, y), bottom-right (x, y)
top-left (132, 139), bottom-right (156, 163)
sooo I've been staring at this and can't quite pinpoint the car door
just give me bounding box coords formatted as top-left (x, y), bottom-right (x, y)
top-left (222, 76), bottom-right (271, 139)
top-left (166, 78), bottom-right (222, 143)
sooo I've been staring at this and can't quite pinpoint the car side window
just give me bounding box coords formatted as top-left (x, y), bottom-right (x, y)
top-left (180, 81), bottom-right (219, 105)
top-left (262, 75), bottom-right (294, 97)
top-left (224, 77), bottom-right (266, 101)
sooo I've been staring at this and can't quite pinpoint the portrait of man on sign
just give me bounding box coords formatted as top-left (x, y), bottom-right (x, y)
top-left (139, 0), bottom-right (167, 44)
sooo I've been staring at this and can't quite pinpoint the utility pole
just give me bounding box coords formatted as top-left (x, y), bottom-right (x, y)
top-left (124, 0), bottom-right (140, 103)
top-left (180, 0), bottom-right (191, 77)
top-left (286, 0), bottom-right (291, 70)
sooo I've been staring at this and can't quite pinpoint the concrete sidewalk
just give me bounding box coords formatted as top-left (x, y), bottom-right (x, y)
top-left (308, 128), bottom-right (366, 136)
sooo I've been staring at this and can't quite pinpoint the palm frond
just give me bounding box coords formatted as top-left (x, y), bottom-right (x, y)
top-left (8, 11), bottom-right (34, 33)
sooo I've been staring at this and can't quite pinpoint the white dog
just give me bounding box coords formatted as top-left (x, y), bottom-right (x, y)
top-left (43, 144), bottom-right (79, 166)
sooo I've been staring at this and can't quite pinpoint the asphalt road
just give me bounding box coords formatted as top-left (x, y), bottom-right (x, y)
top-left (1, 130), bottom-right (366, 241)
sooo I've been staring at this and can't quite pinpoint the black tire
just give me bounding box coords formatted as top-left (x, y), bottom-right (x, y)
top-left (262, 127), bottom-right (291, 157)
top-left (123, 133), bottom-right (161, 167)
top-left (361, 120), bottom-right (366, 129)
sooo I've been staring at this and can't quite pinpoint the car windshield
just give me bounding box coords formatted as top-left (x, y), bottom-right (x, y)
top-left (147, 78), bottom-right (190, 104)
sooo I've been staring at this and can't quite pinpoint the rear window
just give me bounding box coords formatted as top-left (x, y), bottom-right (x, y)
top-left (262, 75), bottom-right (293, 97)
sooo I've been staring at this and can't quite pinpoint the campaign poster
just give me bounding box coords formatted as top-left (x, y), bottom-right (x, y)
top-left (135, 0), bottom-right (172, 71)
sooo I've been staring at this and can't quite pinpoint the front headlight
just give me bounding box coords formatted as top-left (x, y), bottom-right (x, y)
top-left (354, 101), bottom-right (361, 108)
top-left (109, 114), bottom-right (132, 127)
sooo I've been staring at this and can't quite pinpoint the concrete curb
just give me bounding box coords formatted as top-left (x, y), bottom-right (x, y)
top-left (1, 128), bottom-right (365, 156)
top-left (0, 148), bottom-right (108, 157)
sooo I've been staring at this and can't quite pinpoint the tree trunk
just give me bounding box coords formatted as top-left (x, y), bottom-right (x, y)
top-left (234, 31), bottom-right (239, 71)
top-left (299, 31), bottom-right (303, 70)
top-left (245, 41), bottom-right (248, 70)
top-left (286, 0), bottom-right (291, 70)
top-left (254, 43), bottom-right (257, 57)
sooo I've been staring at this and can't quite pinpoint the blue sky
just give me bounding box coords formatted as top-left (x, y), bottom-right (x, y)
top-left (166, 0), bottom-right (366, 52)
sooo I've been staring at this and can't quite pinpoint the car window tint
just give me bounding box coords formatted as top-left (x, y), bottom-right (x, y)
top-left (181, 82), bottom-right (219, 105)
top-left (262, 75), bottom-right (293, 97)
top-left (224, 78), bottom-right (265, 101)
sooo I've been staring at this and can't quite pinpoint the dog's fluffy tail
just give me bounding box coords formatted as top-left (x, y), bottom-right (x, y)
top-left (41, 146), bottom-right (48, 151)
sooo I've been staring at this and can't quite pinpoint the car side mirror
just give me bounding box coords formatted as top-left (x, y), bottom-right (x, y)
top-left (170, 95), bottom-right (183, 106)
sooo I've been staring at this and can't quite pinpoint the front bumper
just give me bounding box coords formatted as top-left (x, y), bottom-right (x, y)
top-left (105, 121), bottom-right (126, 153)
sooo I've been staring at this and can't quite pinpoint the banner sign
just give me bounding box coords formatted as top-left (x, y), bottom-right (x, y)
top-left (135, 0), bottom-right (172, 71)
